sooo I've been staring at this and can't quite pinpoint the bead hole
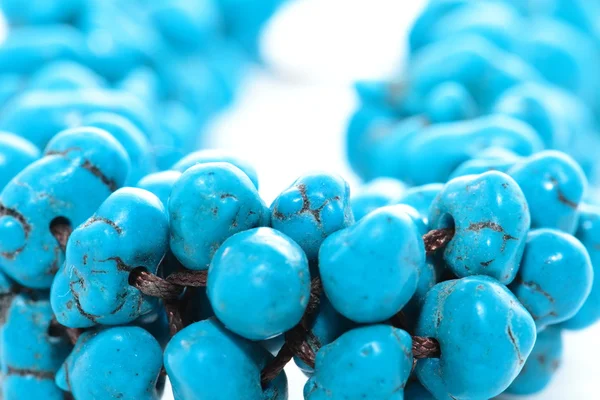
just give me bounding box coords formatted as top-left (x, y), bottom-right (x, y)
top-left (50, 216), bottom-right (73, 250)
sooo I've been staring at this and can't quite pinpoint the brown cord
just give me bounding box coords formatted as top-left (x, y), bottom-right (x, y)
top-left (412, 336), bottom-right (441, 359)
top-left (423, 227), bottom-right (455, 255)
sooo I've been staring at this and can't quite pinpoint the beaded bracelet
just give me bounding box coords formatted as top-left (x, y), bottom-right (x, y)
top-left (1, 0), bottom-right (600, 400)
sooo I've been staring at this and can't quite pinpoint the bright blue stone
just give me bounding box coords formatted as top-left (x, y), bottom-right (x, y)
top-left (136, 171), bottom-right (182, 209)
top-left (319, 205), bottom-right (424, 323)
top-left (51, 187), bottom-right (168, 328)
top-left (305, 325), bottom-right (413, 400)
top-left (0, 127), bottom-right (130, 288)
top-left (169, 162), bottom-right (267, 270)
top-left (396, 183), bottom-right (443, 227)
top-left (164, 318), bottom-right (288, 400)
top-left (404, 381), bottom-right (435, 400)
top-left (350, 178), bottom-right (406, 221)
top-left (56, 326), bottom-right (163, 400)
top-left (429, 171), bottom-right (530, 283)
top-left (0, 132), bottom-right (40, 190)
top-left (1, 0), bottom-right (85, 25)
top-left (270, 173), bottom-right (354, 261)
top-left (416, 276), bottom-right (536, 399)
top-left (425, 81), bottom-right (477, 123)
top-left (27, 61), bottom-right (106, 91)
top-left (208, 227), bottom-right (310, 340)
top-left (510, 229), bottom-right (592, 330)
top-left (450, 147), bottom-right (520, 179)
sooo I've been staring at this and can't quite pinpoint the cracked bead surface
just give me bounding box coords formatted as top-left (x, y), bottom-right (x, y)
top-left (0, 133), bottom-right (40, 190)
top-left (1, 294), bottom-right (72, 400)
top-left (319, 205), bottom-right (424, 324)
top-left (270, 172), bottom-right (354, 261)
top-left (208, 227), bottom-right (310, 340)
top-left (510, 229), bottom-right (593, 330)
top-left (508, 150), bottom-right (587, 234)
top-left (350, 178), bottom-right (406, 221)
top-left (169, 162), bottom-right (268, 270)
top-left (506, 326), bottom-right (563, 395)
top-left (429, 171), bottom-right (530, 284)
top-left (51, 187), bottom-right (168, 328)
top-left (56, 326), bottom-right (163, 400)
top-left (416, 276), bottom-right (536, 400)
top-left (0, 127), bottom-right (130, 288)
top-left (164, 318), bottom-right (288, 400)
top-left (304, 324), bottom-right (413, 400)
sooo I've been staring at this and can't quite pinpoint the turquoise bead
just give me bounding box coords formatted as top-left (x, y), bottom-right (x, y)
top-left (506, 326), bottom-right (563, 395)
top-left (0, 132), bottom-right (40, 190)
top-left (409, 0), bottom-right (468, 53)
top-left (0, 127), bottom-right (130, 288)
top-left (1, 0), bottom-right (84, 25)
top-left (56, 327), bottom-right (163, 400)
top-left (396, 183), bottom-right (443, 226)
top-left (510, 229), bottom-right (592, 330)
top-left (404, 381), bottom-right (435, 400)
top-left (270, 173), bottom-right (354, 261)
top-left (164, 318), bottom-right (288, 400)
top-left (450, 147), bottom-right (519, 179)
top-left (350, 178), bottom-right (406, 220)
top-left (1, 294), bottom-right (72, 400)
top-left (402, 255), bottom-right (440, 330)
top-left (169, 162), bottom-right (267, 270)
top-left (429, 171), bottom-right (530, 283)
top-left (27, 61), bottom-right (106, 91)
top-left (424, 81), bottom-right (477, 123)
top-left (208, 227), bottom-right (310, 340)
top-left (416, 276), bottom-right (536, 400)
top-left (508, 151), bottom-right (587, 234)
top-left (172, 149), bottom-right (259, 189)
top-left (319, 205), bottom-right (424, 323)
top-left (136, 170), bottom-right (182, 208)
top-left (563, 205), bottom-right (600, 329)
top-left (51, 187), bottom-right (168, 328)
top-left (305, 325), bottom-right (413, 400)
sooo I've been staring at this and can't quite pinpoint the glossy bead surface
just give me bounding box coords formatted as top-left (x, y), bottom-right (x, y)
top-left (508, 151), bottom-right (587, 234)
top-left (350, 178), bottom-right (406, 220)
top-left (169, 162), bottom-right (267, 270)
top-left (0, 127), bottom-right (129, 288)
top-left (51, 188), bottom-right (168, 328)
top-left (319, 205), bottom-right (424, 323)
top-left (0, 132), bottom-right (40, 189)
top-left (416, 276), bottom-right (536, 400)
top-left (136, 170), bottom-right (182, 208)
top-left (510, 229), bottom-right (592, 330)
top-left (429, 171), bottom-right (530, 283)
top-left (208, 227), bottom-right (310, 340)
top-left (164, 318), bottom-right (288, 400)
top-left (396, 183), bottom-right (443, 226)
top-left (56, 327), bottom-right (163, 400)
top-left (270, 173), bottom-right (354, 261)
top-left (506, 326), bottom-right (563, 395)
top-left (304, 325), bottom-right (413, 400)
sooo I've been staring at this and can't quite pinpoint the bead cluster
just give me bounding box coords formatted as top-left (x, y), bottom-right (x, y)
top-left (0, 0), bottom-right (599, 400)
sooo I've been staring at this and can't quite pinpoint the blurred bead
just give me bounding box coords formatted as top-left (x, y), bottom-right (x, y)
top-left (397, 183), bottom-right (443, 227)
top-left (350, 178), bottom-right (406, 220)
top-left (0, 132), bottom-right (40, 190)
top-left (450, 147), bottom-right (520, 179)
top-left (425, 81), bottom-right (477, 123)
top-left (136, 170), bottom-right (182, 209)
top-left (27, 61), bottom-right (106, 91)
top-left (0, 0), bottom-right (85, 25)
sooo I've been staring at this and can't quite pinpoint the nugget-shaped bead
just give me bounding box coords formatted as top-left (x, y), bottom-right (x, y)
top-left (429, 171), bottom-right (530, 283)
top-left (164, 319), bottom-right (288, 400)
top-left (28, 61), bottom-right (106, 91)
top-left (51, 188), bottom-right (167, 328)
top-left (0, 132), bottom-right (40, 189)
top-left (55, 327), bottom-right (163, 400)
top-left (270, 173), bottom-right (354, 261)
top-left (169, 162), bottom-right (267, 270)
top-left (136, 171), bottom-right (182, 208)
top-left (416, 276), bottom-right (536, 399)
top-left (350, 178), bottom-right (406, 220)
top-left (508, 151), bottom-right (587, 234)
top-left (397, 183), bottom-right (443, 226)
top-left (320, 205), bottom-right (424, 323)
top-left (305, 325), bottom-right (413, 400)
top-left (563, 206), bottom-right (600, 329)
top-left (506, 326), bottom-right (563, 395)
top-left (510, 229), bottom-right (592, 330)
top-left (425, 81), bottom-right (477, 123)
top-left (1, 295), bottom-right (71, 400)
top-left (450, 147), bottom-right (520, 179)
top-left (208, 227), bottom-right (310, 340)
top-left (0, 127), bottom-right (129, 288)
top-left (172, 149), bottom-right (259, 189)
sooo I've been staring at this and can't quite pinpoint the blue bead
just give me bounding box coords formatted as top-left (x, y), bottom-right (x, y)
top-left (404, 381), bottom-right (435, 400)
top-left (0, 132), bottom-right (40, 190)
top-left (510, 229), bottom-right (592, 330)
top-left (429, 171), bottom-right (530, 283)
top-left (27, 61), bottom-right (106, 91)
top-left (1, 0), bottom-right (85, 25)
top-left (208, 227), bottom-right (310, 340)
top-left (0, 127), bottom-right (130, 288)
top-left (562, 205), bottom-right (600, 329)
top-left (305, 325), bottom-right (413, 400)
top-left (450, 147), bottom-right (520, 179)
top-left (136, 171), bottom-right (182, 209)
top-left (51, 187), bottom-right (168, 328)
top-left (408, 0), bottom-right (469, 53)
top-left (396, 183), bottom-right (443, 227)
top-left (416, 276), bottom-right (536, 399)
top-left (56, 326), bottom-right (163, 400)
top-left (1, 294), bottom-right (72, 400)
top-left (425, 81), bottom-right (477, 123)
top-left (164, 318), bottom-right (288, 400)
top-left (319, 205), bottom-right (424, 323)
top-left (172, 149), bottom-right (259, 189)
top-left (350, 178), bottom-right (406, 221)
top-left (506, 326), bottom-right (563, 395)
top-left (169, 162), bottom-right (267, 270)
top-left (508, 151), bottom-right (587, 234)
top-left (270, 173), bottom-right (354, 261)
